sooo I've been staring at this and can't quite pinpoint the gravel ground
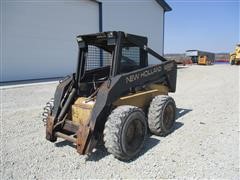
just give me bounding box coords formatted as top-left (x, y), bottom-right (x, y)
top-left (1, 64), bottom-right (239, 179)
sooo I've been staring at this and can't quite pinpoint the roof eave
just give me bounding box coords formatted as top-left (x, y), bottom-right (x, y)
top-left (155, 0), bottom-right (172, 12)
top-left (94, 0), bottom-right (172, 12)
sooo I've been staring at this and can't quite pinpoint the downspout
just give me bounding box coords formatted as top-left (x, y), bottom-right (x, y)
top-left (99, 2), bottom-right (103, 66)
top-left (162, 11), bottom-right (165, 56)
top-left (98, 2), bottom-right (103, 32)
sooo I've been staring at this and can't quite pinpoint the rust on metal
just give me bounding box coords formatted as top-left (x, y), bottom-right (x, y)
top-left (46, 115), bottom-right (56, 142)
top-left (76, 125), bottom-right (91, 154)
top-left (62, 120), bottom-right (79, 133)
top-left (55, 132), bottom-right (77, 143)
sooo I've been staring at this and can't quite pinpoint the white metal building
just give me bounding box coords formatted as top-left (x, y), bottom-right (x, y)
top-left (1, 0), bottom-right (171, 82)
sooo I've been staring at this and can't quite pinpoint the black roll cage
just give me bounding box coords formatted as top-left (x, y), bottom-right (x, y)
top-left (76, 31), bottom-right (152, 82)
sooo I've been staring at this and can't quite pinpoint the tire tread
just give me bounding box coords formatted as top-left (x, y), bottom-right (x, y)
top-left (148, 95), bottom-right (176, 136)
top-left (104, 105), bottom-right (146, 160)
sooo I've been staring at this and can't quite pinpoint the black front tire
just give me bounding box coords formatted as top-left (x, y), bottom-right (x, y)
top-left (148, 95), bottom-right (176, 136)
top-left (104, 105), bottom-right (147, 160)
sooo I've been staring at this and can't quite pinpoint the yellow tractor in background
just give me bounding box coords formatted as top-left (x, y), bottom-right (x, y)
top-left (230, 44), bottom-right (240, 65)
top-left (198, 55), bottom-right (213, 65)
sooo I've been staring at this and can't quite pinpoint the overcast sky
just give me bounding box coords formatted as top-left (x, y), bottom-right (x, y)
top-left (164, 0), bottom-right (239, 54)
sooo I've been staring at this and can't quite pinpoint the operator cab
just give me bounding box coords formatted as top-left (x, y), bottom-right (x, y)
top-left (76, 31), bottom-right (148, 96)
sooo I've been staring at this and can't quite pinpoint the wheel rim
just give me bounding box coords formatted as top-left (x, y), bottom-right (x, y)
top-left (122, 118), bottom-right (145, 156)
top-left (163, 102), bottom-right (175, 130)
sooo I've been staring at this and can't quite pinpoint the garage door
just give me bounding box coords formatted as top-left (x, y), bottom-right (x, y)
top-left (1, 0), bottom-right (99, 82)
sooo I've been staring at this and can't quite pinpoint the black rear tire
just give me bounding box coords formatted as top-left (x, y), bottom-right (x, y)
top-left (148, 95), bottom-right (176, 136)
top-left (104, 105), bottom-right (147, 160)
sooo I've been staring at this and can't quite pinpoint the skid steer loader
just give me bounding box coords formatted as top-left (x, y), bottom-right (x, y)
top-left (43, 31), bottom-right (177, 160)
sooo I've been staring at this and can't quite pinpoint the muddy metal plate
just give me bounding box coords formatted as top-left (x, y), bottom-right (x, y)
top-left (72, 97), bottom-right (95, 125)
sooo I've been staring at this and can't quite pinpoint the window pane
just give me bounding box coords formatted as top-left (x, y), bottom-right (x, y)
top-left (120, 47), bottom-right (140, 73)
top-left (86, 45), bottom-right (112, 70)
top-left (122, 47), bottom-right (140, 65)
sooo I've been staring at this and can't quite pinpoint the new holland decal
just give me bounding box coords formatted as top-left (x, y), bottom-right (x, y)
top-left (126, 65), bottom-right (162, 84)
top-left (125, 62), bottom-right (174, 84)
